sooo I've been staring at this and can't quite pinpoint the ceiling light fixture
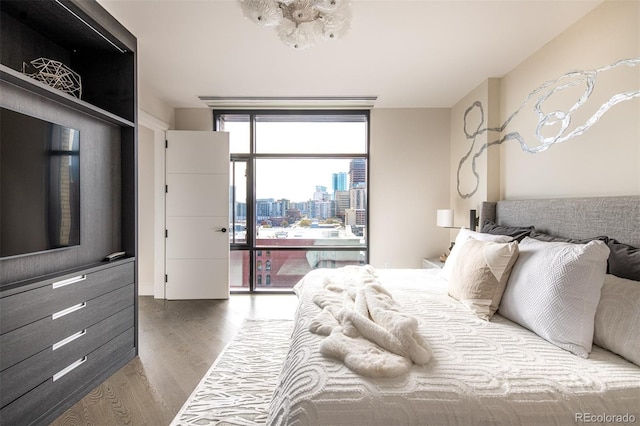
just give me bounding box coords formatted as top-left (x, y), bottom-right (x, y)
top-left (239, 0), bottom-right (350, 50)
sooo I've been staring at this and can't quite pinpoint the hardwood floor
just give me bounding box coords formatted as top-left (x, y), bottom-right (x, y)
top-left (51, 294), bottom-right (298, 426)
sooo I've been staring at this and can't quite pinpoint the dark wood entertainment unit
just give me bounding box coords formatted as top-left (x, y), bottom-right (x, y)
top-left (0, 1), bottom-right (137, 424)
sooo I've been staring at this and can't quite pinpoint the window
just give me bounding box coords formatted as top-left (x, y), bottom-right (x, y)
top-left (217, 111), bottom-right (369, 292)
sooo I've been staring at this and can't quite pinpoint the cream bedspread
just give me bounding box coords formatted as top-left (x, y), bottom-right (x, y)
top-left (267, 268), bottom-right (640, 426)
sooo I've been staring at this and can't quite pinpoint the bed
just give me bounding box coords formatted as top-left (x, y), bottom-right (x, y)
top-left (267, 196), bottom-right (640, 425)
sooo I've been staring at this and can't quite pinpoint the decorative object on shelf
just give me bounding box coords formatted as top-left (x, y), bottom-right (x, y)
top-left (239, 0), bottom-right (350, 49)
top-left (22, 58), bottom-right (82, 99)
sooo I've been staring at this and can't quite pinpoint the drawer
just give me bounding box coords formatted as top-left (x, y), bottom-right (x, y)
top-left (0, 284), bottom-right (133, 371)
top-left (0, 327), bottom-right (135, 426)
top-left (0, 261), bottom-right (134, 334)
top-left (0, 306), bottom-right (134, 408)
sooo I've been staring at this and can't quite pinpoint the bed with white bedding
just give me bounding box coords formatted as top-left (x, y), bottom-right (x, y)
top-left (267, 196), bottom-right (640, 426)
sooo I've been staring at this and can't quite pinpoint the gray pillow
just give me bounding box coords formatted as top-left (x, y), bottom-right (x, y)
top-left (607, 239), bottom-right (640, 281)
top-left (529, 231), bottom-right (608, 245)
top-left (481, 221), bottom-right (533, 242)
top-left (529, 233), bottom-right (638, 281)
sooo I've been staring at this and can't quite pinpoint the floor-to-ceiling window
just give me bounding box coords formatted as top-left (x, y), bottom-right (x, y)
top-left (215, 111), bottom-right (369, 292)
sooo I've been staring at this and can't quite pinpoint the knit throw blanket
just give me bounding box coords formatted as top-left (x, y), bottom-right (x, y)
top-left (308, 266), bottom-right (432, 378)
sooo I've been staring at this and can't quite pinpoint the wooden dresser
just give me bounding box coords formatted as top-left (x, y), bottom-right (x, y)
top-left (0, 259), bottom-right (136, 424)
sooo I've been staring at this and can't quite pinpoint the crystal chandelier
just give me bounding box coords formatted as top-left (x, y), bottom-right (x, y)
top-left (239, 0), bottom-right (350, 49)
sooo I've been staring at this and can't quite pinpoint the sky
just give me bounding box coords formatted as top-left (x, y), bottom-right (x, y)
top-left (255, 158), bottom-right (351, 202)
top-left (225, 119), bottom-right (366, 203)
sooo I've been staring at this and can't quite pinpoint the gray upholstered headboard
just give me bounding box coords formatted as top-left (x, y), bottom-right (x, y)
top-left (481, 196), bottom-right (640, 248)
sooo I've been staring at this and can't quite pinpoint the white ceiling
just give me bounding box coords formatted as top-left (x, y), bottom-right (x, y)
top-left (98, 0), bottom-right (603, 109)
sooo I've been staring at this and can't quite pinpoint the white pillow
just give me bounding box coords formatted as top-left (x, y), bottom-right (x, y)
top-left (594, 274), bottom-right (640, 366)
top-left (499, 237), bottom-right (609, 358)
top-left (441, 227), bottom-right (513, 280)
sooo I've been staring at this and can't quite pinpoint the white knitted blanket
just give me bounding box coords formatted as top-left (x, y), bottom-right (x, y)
top-left (306, 265), bottom-right (432, 378)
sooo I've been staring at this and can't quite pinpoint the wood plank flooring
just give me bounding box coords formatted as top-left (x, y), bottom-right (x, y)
top-left (50, 294), bottom-right (298, 426)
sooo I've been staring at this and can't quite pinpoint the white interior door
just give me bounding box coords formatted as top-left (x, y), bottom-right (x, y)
top-left (165, 130), bottom-right (229, 299)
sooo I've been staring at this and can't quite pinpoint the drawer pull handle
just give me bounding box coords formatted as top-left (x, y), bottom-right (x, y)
top-left (53, 356), bottom-right (87, 382)
top-left (53, 329), bottom-right (87, 351)
top-left (52, 302), bottom-right (87, 320)
top-left (52, 275), bottom-right (87, 289)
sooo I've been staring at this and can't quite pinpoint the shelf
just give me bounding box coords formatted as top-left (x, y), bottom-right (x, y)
top-left (1, 65), bottom-right (134, 127)
top-left (1, 0), bottom-right (136, 122)
top-left (0, 1), bottom-right (134, 54)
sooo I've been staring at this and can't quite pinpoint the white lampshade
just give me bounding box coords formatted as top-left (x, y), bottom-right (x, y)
top-left (437, 209), bottom-right (454, 228)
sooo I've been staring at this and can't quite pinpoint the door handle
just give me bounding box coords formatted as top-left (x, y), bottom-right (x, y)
top-left (217, 228), bottom-right (227, 233)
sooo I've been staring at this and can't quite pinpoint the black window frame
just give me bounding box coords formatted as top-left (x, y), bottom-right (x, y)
top-left (215, 109), bottom-right (370, 292)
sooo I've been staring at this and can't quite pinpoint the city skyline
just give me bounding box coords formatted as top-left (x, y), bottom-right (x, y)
top-left (253, 158), bottom-right (366, 204)
top-left (254, 160), bottom-right (347, 203)
top-left (233, 159), bottom-right (367, 225)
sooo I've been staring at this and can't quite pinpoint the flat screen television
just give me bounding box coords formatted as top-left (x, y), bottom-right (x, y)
top-left (1, 107), bottom-right (80, 258)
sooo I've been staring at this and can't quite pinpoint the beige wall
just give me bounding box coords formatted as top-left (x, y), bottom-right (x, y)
top-left (175, 108), bottom-right (214, 131)
top-left (139, 86), bottom-right (174, 127)
top-left (138, 125), bottom-right (154, 296)
top-left (450, 0), bottom-right (639, 205)
top-left (138, 111), bottom-right (170, 298)
top-left (370, 108), bottom-right (451, 268)
top-left (499, 0), bottom-right (639, 199)
top-left (449, 79), bottom-right (501, 227)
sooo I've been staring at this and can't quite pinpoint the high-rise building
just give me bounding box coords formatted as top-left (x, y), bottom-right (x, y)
top-left (332, 172), bottom-right (347, 193)
top-left (290, 201), bottom-right (308, 216)
top-left (350, 184), bottom-right (367, 210)
top-left (272, 198), bottom-right (290, 217)
top-left (334, 190), bottom-right (350, 218)
top-left (256, 198), bottom-right (275, 221)
top-left (345, 208), bottom-right (366, 226)
top-left (313, 185), bottom-right (330, 201)
top-left (234, 202), bottom-right (247, 221)
top-left (349, 159), bottom-right (366, 188)
top-left (314, 200), bottom-right (335, 220)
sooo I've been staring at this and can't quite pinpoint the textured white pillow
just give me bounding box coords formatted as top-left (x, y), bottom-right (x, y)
top-left (594, 274), bottom-right (640, 366)
top-left (441, 227), bottom-right (513, 281)
top-left (499, 237), bottom-right (609, 358)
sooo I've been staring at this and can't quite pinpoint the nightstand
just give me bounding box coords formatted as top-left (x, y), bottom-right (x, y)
top-left (422, 257), bottom-right (445, 269)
